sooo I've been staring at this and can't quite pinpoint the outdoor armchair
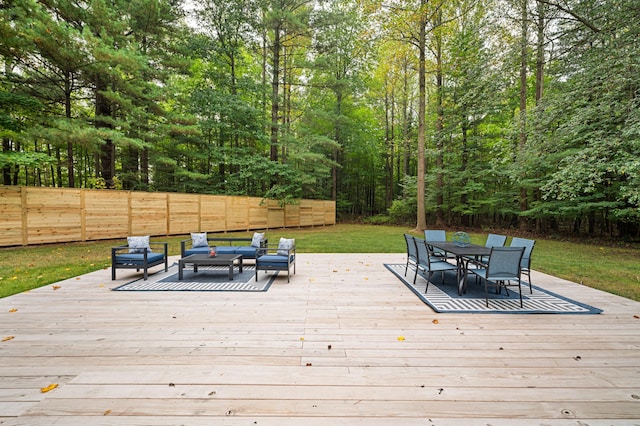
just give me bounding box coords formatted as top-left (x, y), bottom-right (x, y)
top-left (255, 238), bottom-right (296, 283)
top-left (111, 237), bottom-right (168, 280)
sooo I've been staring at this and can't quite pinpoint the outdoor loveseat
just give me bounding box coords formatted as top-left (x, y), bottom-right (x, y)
top-left (111, 237), bottom-right (168, 280)
top-left (180, 232), bottom-right (267, 260)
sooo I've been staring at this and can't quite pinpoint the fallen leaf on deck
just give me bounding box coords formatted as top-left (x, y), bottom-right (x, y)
top-left (52, 286), bottom-right (61, 290)
top-left (9, 308), bottom-right (17, 313)
top-left (432, 319), bottom-right (439, 324)
top-left (2, 336), bottom-right (15, 342)
top-left (40, 383), bottom-right (58, 393)
top-left (103, 409), bottom-right (111, 416)
top-left (397, 336), bottom-right (405, 341)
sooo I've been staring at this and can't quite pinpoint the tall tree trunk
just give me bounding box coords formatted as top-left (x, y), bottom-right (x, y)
top-left (460, 123), bottom-right (470, 227)
top-left (96, 74), bottom-right (114, 188)
top-left (2, 138), bottom-right (11, 185)
top-left (384, 77), bottom-right (393, 207)
top-left (518, 0), bottom-right (529, 230)
top-left (416, 0), bottom-right (427, 230)
top-left (333, 89), bottom-right (343, 202)
top-left (434, 10), bottom-right (445, 227)
top-left (270, 24), bottom-right (281, 163)
top-left (533, 0), bottom-right (546, 233)
top-left (402, 58), bottom-right (410, 187)
top-left (64, 70), bottom-right (75, 188)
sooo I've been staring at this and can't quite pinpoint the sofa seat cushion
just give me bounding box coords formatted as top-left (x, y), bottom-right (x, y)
top-left (184, 247), bottom-right (210, 256)
top-left (115, 253), bottom-right (165, 266)
top-left (234, 246), bottom-right (259, 258)
top-left (215, 246), bottom-right (238, 255)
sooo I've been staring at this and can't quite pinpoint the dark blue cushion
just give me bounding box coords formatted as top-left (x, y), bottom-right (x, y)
top-left (235, 246), bottom-right (259, 258)
top-left (115, 253), bottom-right (164, 266)
top-left (184, 247), bottom-right (210, 256)
top-left (257, 254), bottom-right (294, 267)
top-left (215, 246), bottom-right (238, 255)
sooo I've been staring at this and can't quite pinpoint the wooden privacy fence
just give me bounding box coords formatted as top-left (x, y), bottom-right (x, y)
top-left (0, 186), bottom-right (336, 247)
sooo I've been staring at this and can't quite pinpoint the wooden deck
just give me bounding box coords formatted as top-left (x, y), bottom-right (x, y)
top-left (1, 253), bottom-right (639, 425)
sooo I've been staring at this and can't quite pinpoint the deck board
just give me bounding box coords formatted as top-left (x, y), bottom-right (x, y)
top-left (1, 253), bottom-right (639, 423)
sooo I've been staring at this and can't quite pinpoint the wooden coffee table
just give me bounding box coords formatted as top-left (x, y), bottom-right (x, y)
top-left (178, 254), bottom-right (243, 280)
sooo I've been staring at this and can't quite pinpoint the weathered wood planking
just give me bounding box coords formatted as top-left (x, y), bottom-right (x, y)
top-left (0, 254), bottom-right (638, 424)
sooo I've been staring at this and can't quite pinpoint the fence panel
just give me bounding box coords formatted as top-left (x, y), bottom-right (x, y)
top-left (84, 189), bottom-right (129, 240)
top-left (0, 187), bottom-right (24, 246)
top-left (0, 186), bottom-right (335, 247)
top-left (200, 195), bottom-right (228, 231)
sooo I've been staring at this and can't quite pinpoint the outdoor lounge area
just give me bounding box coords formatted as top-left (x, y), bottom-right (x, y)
top-left (1, 252), bottom-right (640, 424)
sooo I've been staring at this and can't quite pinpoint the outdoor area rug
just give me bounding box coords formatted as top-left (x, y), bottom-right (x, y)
top-left (385, 263), bottom-right (601, 314)
top-left (113, 264), bottom-right (277, 292)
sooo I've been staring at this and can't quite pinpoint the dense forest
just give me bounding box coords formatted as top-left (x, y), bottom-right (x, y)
top-left (1, 0), bottom-right (638, 237)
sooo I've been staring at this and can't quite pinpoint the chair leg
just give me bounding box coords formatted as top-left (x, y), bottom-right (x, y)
top-left (484, 279), bottom-right (489, 307)
top-left (425, 272), bottom-right (433, 293)
top-left (517, 280), bottom-right (523, 307)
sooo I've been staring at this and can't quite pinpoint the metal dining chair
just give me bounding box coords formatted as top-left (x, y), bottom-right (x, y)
top-left (467, 246), bottom-right (526, 307)
top-left (413, 237), bottom-right (458, 292)
top-left (477, 233), bottom-right (508, 263)
top-left (424, 229), bottom-right (453, 260)
top-left (403, 234), bottom-right (418, 277)
top-left (509, 237), bottom-right (536, 293)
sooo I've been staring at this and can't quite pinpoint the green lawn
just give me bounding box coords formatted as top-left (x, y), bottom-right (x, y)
top-left (1, 224), bottom-right (638, 301)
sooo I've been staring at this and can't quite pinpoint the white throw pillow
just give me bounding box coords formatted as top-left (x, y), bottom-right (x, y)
top-left (251, 232), bottom-right (265, 248)
top-left (128, 236), bottom-right (151, 253)
top-left (277, 238), bottom-right (295, 256)
top-left (191, 232), bottom-right (208, 248)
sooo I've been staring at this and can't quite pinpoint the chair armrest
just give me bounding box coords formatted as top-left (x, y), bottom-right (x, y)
top-left (149, 242), bottom-right (168, 257)
top-left (257, 243), bottom-right (295, 256)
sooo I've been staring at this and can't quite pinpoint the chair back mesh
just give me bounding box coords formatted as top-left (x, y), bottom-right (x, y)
top-left (487, 247), bottom-right (524, 279)
top-left (404, 234), bottom-right (417, 261)
top-left (414, 237), bottom-right (433, 268)
top-left (510, 237), bottom-right (535, 268)
top-left (424, 230), bottom-right (446, 242)
top-left (485, 233), bottom-right (507, 248)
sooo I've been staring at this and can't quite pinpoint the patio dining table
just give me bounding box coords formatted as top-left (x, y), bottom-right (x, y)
top-left (427, 241), bottom-right (491, 295)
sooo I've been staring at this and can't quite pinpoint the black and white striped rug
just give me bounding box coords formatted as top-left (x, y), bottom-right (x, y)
top-left (113, 264), bottom-right (277, 292)
top-left (385, 263), bottom-right (601, 314)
